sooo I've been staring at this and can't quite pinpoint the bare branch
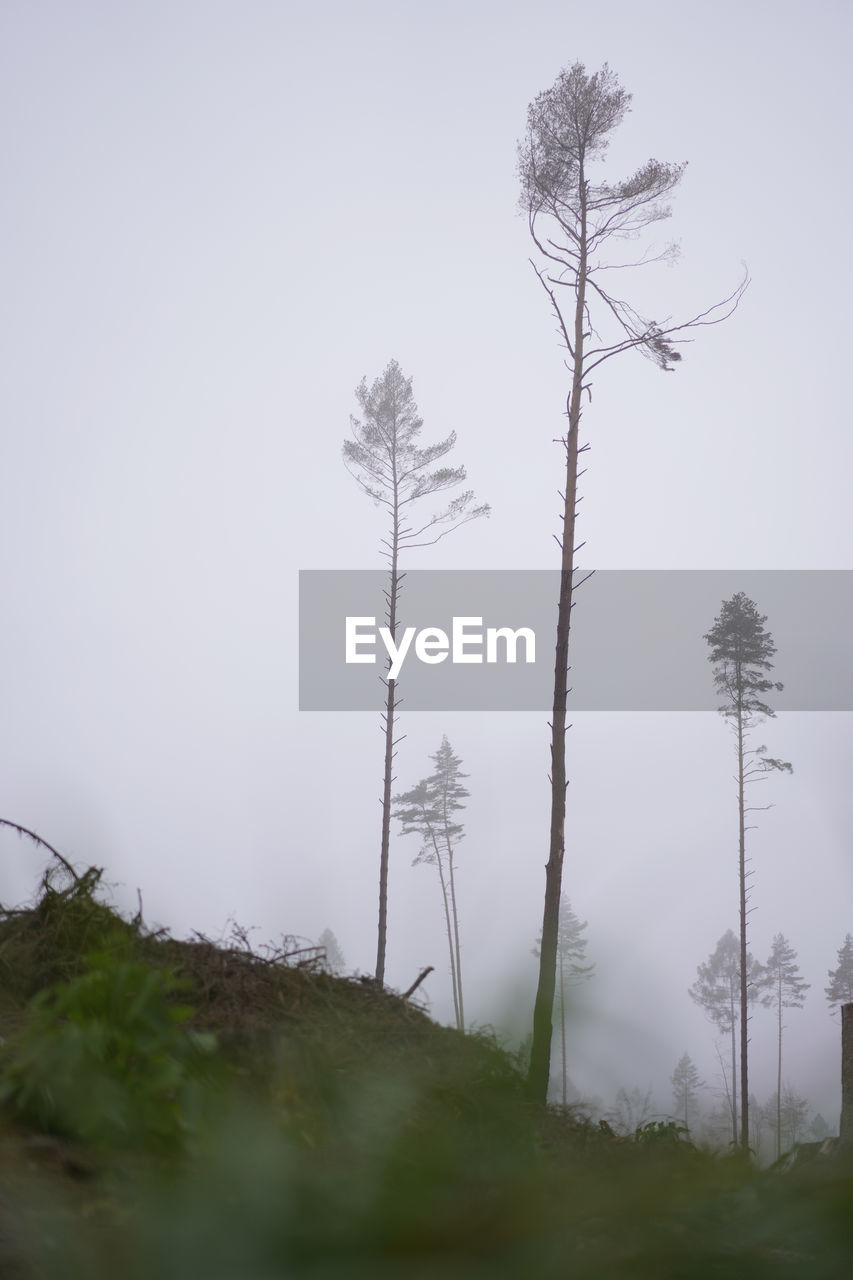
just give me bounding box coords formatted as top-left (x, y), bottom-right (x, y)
top-left (0, 818), bottom-right (80, 884)
top-left (402, 966), bottom-right (434, 1000)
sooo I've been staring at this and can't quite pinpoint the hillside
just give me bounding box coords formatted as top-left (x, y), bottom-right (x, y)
top-left (0, 863), bottom-right (850, 1279)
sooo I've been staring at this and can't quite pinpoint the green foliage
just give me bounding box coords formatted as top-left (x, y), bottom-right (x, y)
top-left (3, 863), bottom-right (852, 1278)
top-left (0, 950), bottom-right (221, 1150)
top-left (634, 1119), bottom-right (691, 1146)
top-left (0, 866), bottom-right (134, 1003)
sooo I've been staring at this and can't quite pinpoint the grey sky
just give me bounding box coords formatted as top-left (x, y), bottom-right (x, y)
top-left (1, 0), bottom-right (851, 1123)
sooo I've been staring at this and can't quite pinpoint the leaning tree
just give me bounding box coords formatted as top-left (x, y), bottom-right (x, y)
top-left (518, 61), bottom-right (747, 1101)
top-left (705, 592), bottom-right (791, 1151)
top-left (344, 361), bottom-right (488, 985)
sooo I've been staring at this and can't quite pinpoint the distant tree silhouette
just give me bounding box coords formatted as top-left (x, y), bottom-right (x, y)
top-left (317, 928), bottom-right (345, 975)
top-left (344, 362), bottom-right (488, 986)
top-left (606, 1085), bottom-right (654, 1136)
top-left (671, 1052), bottom-right (704, 1132)
top-left (705, 592), bottom-right (791, 1151)
top-left (762, 1084), bottom-right (810, 1156)
top-left (758, 933), bottom-right (809, 1161)
top-left (394, 737), bottom-right (469, 1029)
top-left (533, 894), bottom-right (593, 1104)
top-left (689, 929), bottom-right (761, 1147)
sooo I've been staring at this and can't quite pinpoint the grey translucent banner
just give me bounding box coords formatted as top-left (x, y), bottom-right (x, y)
top-left (298, 570), bottom-right (853, 711)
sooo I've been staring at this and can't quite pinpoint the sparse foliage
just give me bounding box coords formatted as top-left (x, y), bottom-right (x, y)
top-left (606, 1085), bottom-right (654, 1137)
top-left (671, 1052), bottom-right (704, 1132)
top-left (394, 737), bottom-right (469, 1029)
top-left (758, 933), bottom-right (809, 1161)
top-left (533, 894), bottom-right (593, 1104)
top-left (825, 933), bottom-right (853, 1012)
top-left (748, 1092), bottom-right (766, 1160)
top-left (344, 362), bottom-right (488, 986)
top-left (689, 929), bottom-right (761, 1147)
top-left (700, 1097), bottom-right (739, 1152)
top-left (519, 61), bottom-right (746, 1104)
top-left (705, 593), bottom-right (791, 1151)
top-left (762, 1085), bottom-right (811, 1157)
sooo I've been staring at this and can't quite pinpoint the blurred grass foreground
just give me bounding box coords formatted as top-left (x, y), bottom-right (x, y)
top-left (0, 863), bottom-right (851, 1279)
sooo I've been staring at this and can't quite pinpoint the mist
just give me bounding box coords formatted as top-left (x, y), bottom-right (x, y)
top-left (1, 0), bottom-right (850, 1150)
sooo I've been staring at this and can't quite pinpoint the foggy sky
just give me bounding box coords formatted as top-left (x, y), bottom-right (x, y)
top-left (1, 0), bottom-right (851, 1125)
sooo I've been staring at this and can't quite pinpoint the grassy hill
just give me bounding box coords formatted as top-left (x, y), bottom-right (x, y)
top-left (0, 863), bottom-right (851, 1279)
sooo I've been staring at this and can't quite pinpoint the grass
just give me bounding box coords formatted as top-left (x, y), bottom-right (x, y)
top-left (0, 865), bottom-right (851, 1278)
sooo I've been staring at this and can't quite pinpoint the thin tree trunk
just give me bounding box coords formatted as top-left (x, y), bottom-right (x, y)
top-left (560, 954), bottom-right (567, 1106)
top-left (715, 1038), bottom-right (736, 1145)
top-left (730, 995), bottom-right (738, 1147)
top-left (528, 167), bottom-right (587, 1104)
top-left (776, 974), bottom-right (783, 1161)
top-left (737, 690), bottom-right (749, 1151)
top-left (434, 836), bottom-right (461, 1030)
top-left (375, 469), bottom-right (401, 986)
top-left (439, 788), bottom-right (465, 1031)
top-left (841, 1003), bottom-right (853, 1146)
top-left (447, 850), bottom-right (464, 1031)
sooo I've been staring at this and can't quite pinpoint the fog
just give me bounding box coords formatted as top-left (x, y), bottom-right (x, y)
top-left (1, 0), bottom-right (851, 1137)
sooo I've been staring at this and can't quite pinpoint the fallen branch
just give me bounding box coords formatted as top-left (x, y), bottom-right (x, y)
top-left (0, 818), bottom-right (80, 884)
top-left (402, 965), bottom-right (434, 1000)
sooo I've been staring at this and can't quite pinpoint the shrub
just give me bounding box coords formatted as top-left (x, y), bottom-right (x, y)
top-left (0, 950), bottom-right (222, 1150)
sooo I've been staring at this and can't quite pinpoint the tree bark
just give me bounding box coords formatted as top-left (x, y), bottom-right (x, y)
top-left (730, 997), bottom-right (738, 1146)
top-left (776, 974), bottom-right (783, 1162)
top-left (528, 172), bottom-right (587, 1103)
top-left (841, 1003), bottom-right (853, 1146)
top-left (434, 834), bottom-right (461, 1030)
top-left (559, 955), bottom-right (567, 1106)
top-left (447, 850), bottom-right (464, 1031)
top-left (375, 472), bottom-right (401, 986)
top-left (737, 687), bottom-right (749, 1151)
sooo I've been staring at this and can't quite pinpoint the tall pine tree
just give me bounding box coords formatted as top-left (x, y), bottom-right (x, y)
top-left (705, 593), bottom-right (791, 1152)
top-left (518, 60), bottom-right (746, 1103)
